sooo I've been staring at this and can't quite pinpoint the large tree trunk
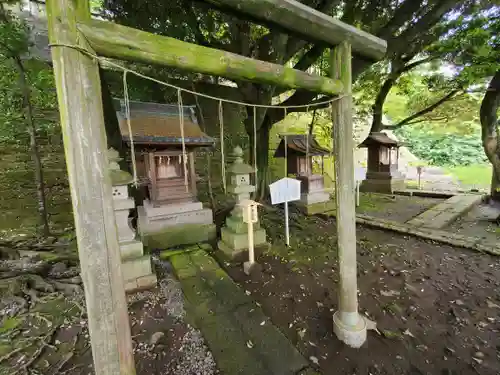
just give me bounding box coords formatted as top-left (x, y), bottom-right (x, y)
top-left (14, 57), bottom-right (50, 237)
top-left (370, 76), bottom-right (395, 133)
top-left (246, 113), bottom-right (272, 201)
top-left (480, 70), bottom-right (500, 201)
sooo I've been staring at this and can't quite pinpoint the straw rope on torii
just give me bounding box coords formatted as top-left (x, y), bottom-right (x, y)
top-left (51, 41), bottom-right (348, 193)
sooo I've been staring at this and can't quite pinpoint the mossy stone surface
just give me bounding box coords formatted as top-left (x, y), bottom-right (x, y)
top-left (299, 200), bottom-right (337, 215)
top-left (144, 223), bottom-right (216, 250)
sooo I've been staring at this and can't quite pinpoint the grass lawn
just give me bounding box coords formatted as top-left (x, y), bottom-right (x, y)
top-left (447, 164), bottom-right (492, 188)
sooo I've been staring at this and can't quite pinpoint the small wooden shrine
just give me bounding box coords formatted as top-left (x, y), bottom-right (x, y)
top-left (358, 132), bottom-right (405, 193)
top-left (274, 134), bottom-right (333, 213)
top-left (114, 99), bottom-right (216, 248)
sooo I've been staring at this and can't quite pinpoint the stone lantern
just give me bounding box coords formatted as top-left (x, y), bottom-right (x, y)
top-left (218, 146), bottom-right (268, 260)
top-left (108, 148), bottom-right (157, 292)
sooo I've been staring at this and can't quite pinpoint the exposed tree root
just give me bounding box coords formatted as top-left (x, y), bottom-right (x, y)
top-left (51, 335), bottom-right (78, 374)
top-left (11, 327), bottom-right (58, 375)
top-left (52, 281), bottom-right (82, 296)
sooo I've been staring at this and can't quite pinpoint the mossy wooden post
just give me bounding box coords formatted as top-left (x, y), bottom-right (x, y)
top-left (46, 0), bottom-right (135, 374)
top-left (330, 41), bottom-right (367, 348)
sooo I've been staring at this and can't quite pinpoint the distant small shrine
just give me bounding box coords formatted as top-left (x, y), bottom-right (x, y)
top-left (274, 134), bottom-right (335, 214)
top-left (358, 132), bottom-right (405, 193)
top-left (114, 99), bottom-right (216, 249)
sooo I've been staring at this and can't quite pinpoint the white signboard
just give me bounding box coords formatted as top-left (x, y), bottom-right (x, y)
top-left (269, 177), bottom-right (301, 205)
top-left (269, 177), bottom-right (301, 247)
top-left (354, 167), bottom-right (366, 182)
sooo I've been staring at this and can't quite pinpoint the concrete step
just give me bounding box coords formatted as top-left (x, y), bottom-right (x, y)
top-left (406, 194), bottom-right (483, 229)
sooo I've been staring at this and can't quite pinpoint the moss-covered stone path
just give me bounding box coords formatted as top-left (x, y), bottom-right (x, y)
top-left (170, 245), bottom-right (317, 375)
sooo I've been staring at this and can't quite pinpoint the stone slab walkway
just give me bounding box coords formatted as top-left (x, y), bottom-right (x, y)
top-left (405, 194), bottom-right (483, 229)
top-left (169, 245), bottom-right (315, 375)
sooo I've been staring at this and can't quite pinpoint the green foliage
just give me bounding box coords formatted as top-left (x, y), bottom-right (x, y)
top-left (0, 5), bottom-right (29, 58)
top-left (395, 125), bottom-right (487, 167)
top-left (446, 164), bottom-right (492, 187)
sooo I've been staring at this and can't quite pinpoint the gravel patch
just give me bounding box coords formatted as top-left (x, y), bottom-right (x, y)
top-left (154, 259), bottom-right (217, 375)
top-left (159, 277), bottom-right (185, 320)
top-left (174, 327), bottom-right (217, 375)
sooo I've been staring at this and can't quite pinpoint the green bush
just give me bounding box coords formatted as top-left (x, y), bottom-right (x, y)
top-left (395, 125), bottom-right (487, 167)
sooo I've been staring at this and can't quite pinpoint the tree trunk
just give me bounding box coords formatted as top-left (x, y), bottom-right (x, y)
top-left (371, 76), bottom-right (395, 132)
top-left (480, 70), bottom-right (500, 201)
top-left (14, 57), bottom-right (50, 237)
top-left (490, 168), bottom-right (500, 201)
top-left (246, 113), bottom-right (272, 201)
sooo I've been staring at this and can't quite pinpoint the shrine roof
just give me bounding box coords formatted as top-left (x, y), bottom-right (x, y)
top-left (358, 132), bottom-right (401, 148)
top-left (274, 134), bottom-right (330, 157)
top-left (114, 99), bottom-right (215, 147)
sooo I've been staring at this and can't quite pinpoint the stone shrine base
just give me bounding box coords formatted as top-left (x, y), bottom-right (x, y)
top-left (142, 222), bottom-right (216, 250)
top-left (119, 240), bottom-right (157, 292)
top-left (295, 200), bottom-right (337, 216)
top-left (138, 200), bottom-right (216, 250)
top-left (360, 174), bottom-right (405, 194)
top-left (217, 241), bottom-right (271, 264)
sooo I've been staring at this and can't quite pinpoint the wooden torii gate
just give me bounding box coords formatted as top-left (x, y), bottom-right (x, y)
top-left (46, 0), bottom-right (387, 373)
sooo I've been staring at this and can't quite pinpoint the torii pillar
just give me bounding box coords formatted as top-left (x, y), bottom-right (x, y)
top-left (47, 0), bottom-right (135, 374)
top-left (331, 42), bottom-right (367, 347)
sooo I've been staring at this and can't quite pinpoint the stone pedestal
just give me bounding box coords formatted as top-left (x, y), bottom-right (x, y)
top-left (138, 199), bottom-right (215, 249)
top-left (109, 148), bottom-right (157, 292)
top-left (217, 146), bottom-right (269, 261)
top-left (218, 203), bottom-right (268, 260)
top-left (295, 174), bottom-right (335, 215)
top-left (360, 171), bottom-right (405, 194)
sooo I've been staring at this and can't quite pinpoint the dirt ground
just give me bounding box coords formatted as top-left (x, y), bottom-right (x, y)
top-left (227, 212), bottom-right (500, 375)
top-left (447, 203), bottom-right (500, 244)
top-left (356, 193), bottom-right (444, 223)
top-left (0, 266), bottom-right (218, 375)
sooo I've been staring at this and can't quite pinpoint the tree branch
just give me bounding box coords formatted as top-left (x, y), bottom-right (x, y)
top-left (391, 0), bottom-right (457, 55)
top-left (384, 89), bottom-right (461, 130)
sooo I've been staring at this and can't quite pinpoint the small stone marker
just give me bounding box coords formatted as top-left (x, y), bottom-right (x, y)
top-left (269, 177), bottom-right (301, 246)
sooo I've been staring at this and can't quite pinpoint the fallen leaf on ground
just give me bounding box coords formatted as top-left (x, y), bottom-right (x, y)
top-left (486, 300), bottom-right (500, 308)
top-left (403, 329), bottom-right (415, 338)
top-left (380, 290), bottom-right (400, 297)
top-left (245, 290), bottom-right (251, 296)
top-left (364, 317), bottom-right (380, 335)
top-left (246, 340), bottom-right (254, 348)
top-left (381, 330), bottom-right (403, 340)
top-left (298, 328), bottom-right (306, 339)
top-left (308, 341), bottom-right (317, 347)
top-left (260, 321), bottom-right (266, 326)
top-left (309, 356), bottom-right (319, 365)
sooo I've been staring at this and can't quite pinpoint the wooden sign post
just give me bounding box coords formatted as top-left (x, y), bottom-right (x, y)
top-left (270, 177), bottom-right (301, 246)
top-left (354, 167), bottom-right (365, 207)
top-left (417, 166), bottom-right (423, 190)
top-left (242, 199), bottom-right (259, 275)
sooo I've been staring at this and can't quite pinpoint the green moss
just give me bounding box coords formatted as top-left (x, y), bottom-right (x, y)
top-left (0, 317), bottom-right (22, 334)
top-left (300, 200), bottom-right (337, 215)
top-left (0, 343), bottom-right (12, 356)
top-left (170, 254), bottom-right (197, 280)
top-left (144, 223), bottom-right (216, 250)
top-left (110, 169), bottom-right (133, 185)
